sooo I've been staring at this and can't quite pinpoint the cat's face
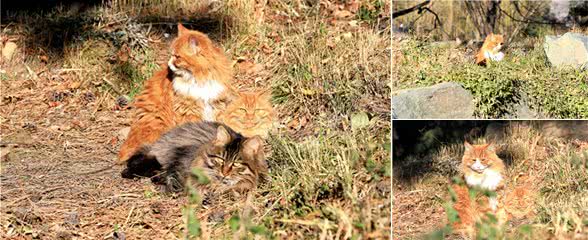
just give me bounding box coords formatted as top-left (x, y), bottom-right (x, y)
top-left (486, 34), bottom-right (504, 52)
top-left (199, 125), bottom-right (268, 193)
top-left (168, 24), bottom-right (223, 79)
top-left (218, 90), bottom-right (274, 138)
top-left (461, 142), bottom-right (500, 174)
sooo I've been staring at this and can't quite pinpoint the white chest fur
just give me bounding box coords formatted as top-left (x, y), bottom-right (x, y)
top-left (172, 77), bottom-right (224, 121)
top-left (484, 51), bottom-right (504, 62)
top-left (465, 169), bottom-right (502, 191)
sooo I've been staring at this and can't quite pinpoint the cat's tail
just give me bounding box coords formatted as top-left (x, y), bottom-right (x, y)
top-left (121, 145), bottom-right (162, 179)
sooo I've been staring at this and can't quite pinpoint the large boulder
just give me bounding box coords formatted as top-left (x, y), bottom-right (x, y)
top-left (544, 32), bottom-right (588, 68)
top-left (392, 82), bottom-right (475, 119)
top-left (537, 121), bottom-right (588, 140)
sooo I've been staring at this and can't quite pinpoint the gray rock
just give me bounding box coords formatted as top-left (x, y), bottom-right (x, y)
top-left (392, 82), bottom-right (475, 119)
top-left (537, 121), bottom-right (588, 140)
top-left (503, 93), bottom-right (545, 119)
top-left (544, 32), bottom-right (588, 68)
top-left (485, 122), bottom-right (508, 143)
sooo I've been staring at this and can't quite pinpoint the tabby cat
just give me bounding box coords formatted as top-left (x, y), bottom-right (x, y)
top-left (217, 89), bottom-right (274, 138)
top-left (118, 24), bottom-right (235, 164)
top-left (475, 33), bottom-right (504, 66)
top-left (121, 121), bottom-right (267, 194)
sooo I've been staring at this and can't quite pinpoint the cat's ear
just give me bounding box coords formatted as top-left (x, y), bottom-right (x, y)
top-left (177, 23), bottom-right (188, 35)
top-left (243, 136), bottom-right (263, 156)
top-left (464, 141), bottom-right (473, 151)
top-left (214, 125), bottom-right (232, 147)
top-left (243, 136), bottom-right (268, 173)
top-left (486, 142), bottom-right (496, 152)
top-left (187, 37), bottom-right (200, 55)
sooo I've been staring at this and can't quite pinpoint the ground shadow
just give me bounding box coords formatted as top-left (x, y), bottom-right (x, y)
top-left (393, 120), bottom-right (509, 184)
top-left (1, 1), bottom-right (230, 61)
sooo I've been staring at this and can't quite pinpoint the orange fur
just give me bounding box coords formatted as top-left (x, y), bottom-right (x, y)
top-left (460, 142), bottom-right (505, 187)
top-left (217, 90), bottom-right (274, 138)
top-left (117, 24), bottom-right (235, 164)
top-left (475, 33), bottom-right (504, 66)
top-left (452, 142), bottom-right (507, 236)
top-left (451, 184), bottom-right (509, 238)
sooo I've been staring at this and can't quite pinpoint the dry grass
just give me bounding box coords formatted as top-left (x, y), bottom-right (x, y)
top-left (393, 122), bottom-right (588, 239)
top-left (1, 0), bottom-right (390, 239)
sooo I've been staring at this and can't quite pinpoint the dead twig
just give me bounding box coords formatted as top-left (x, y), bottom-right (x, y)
top-left (97, 193), bottom-right (141, 204)
top-left (123, 204), bottom-right (136, 227)
top-left (24, 64), bottom-right (40, 87)
top-left (102, 77), bottom-right (124, 96)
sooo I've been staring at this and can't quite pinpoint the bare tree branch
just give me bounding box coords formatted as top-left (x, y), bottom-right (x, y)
top-left (392, 0), bottom-right (431, 19)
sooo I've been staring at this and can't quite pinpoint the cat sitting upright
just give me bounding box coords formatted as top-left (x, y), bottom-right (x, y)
top-left (461, 141), bottom-right (505, 211)
top-left (475, 33), bottom-right (504, 66)
top-left (118, 24), bottom-right (236, 164)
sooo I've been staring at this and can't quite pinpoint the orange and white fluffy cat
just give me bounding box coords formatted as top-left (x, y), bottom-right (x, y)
top-left (475, 33), bottom-right (504, 66)
top-left (217, 90), bottom-right (274, 138)
top-left (461, 141), bottom-right (505, 211)
top-left (118, 24), bottom-right (235, 164)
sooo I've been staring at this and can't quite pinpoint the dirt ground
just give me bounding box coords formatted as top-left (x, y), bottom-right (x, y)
top-left (0, 54), bottom-right (198, 238)
top-left (0, 1), bottom-right (392, 239)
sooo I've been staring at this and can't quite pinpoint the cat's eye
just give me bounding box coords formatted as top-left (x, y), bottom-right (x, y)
top-left (254, 109), bottom-right (268, 116)
top-left (237, 108), bottom-right (248, 113)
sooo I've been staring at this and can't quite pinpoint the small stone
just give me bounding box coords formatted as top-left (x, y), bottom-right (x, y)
top-left (207, 210), bottom-right (225, 222)
top-left (56, 231), bottom-right (72, 240)
top-left (83, 92), bottom-right (96, 102)
top-left (117, 127), bottom-right (130, 140)
top-left (113, 231), bottom-right (125, 240)
top-left (65, 212), bottom-right (79, 226)
top-left (116, 95), bottom-right (130, 107)
top-left (544, 32), bottom-right (588, 68)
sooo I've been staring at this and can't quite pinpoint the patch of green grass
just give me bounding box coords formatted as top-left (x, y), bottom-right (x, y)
top-left (358, 0), bottom-right (385, 23)
top-left (265, 128), bottom-right (390, 237)
top-left (399, 123), bottom-right (587, 239)
top-left (259, 17), bottom-right (389, 127)
top-left (396, 39), bottom-right (588, 118)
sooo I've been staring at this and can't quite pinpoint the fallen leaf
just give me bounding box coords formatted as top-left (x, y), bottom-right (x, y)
top-left (310, 65), bottom-right (318, 75)
top-left (333, 10), bottom-right (353, 19)
top-left (68, 81), bottom-right (81, 89)
top-left (346, 1), bottom-right (360, 13)
top-left (343, 32), bottom-right (353, 39)
top-left (268, 31), bottom-right (281, 42)
top-left (299, 116), bottom-right (308, 128)
top-left (1, 146), bottom-right (12, 160)
top-left (39, 55), bottom-right (49, 63)
top-left (71, 120), bottom-right (85, 129)
top-left (117, 127), bottom-right (131, 140)
top-left (326, 39), bottom-right (336, 49)
top-left (48, 102), bottom-right (60, 107)
top-left (349, 20), bottom-right (358, 27)
top-left (260, 44), bottom-right (273, 54)
top-left (110, 136), bottom-right (118, 147)
top-left (328, 18), bottom-right (338, 26)
top-left (287, 118), bottom-right (299, 130)
top-left (351, 112), bottom-right (370, 131)
top-left (301, 88), bottom-right (315, 95)
top-left (2, 42), bottom-right (17, 61)
top-left (237, 60), bottom-right (255, 73)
